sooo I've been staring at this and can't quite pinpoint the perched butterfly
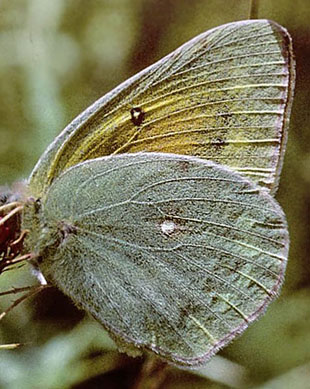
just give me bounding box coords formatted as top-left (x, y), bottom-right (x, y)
top-left (0, 19), bottom-right (294, 366)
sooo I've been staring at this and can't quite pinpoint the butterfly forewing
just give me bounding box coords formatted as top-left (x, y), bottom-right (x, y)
top-left (35, 153), bottom-right (289, 366)
top-left (29, 19), bottom-right (294, 197)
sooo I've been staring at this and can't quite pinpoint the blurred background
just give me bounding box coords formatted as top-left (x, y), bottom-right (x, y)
top-left (0, 0), bottom-right (309, 388)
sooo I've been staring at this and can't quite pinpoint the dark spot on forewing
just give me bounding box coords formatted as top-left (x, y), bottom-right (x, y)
top-left (130, 107), bottom-right (145, 126)
top-left (213, 137), bottom-right (227, 147)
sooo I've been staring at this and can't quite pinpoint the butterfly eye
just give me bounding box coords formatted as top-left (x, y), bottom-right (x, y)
top-left (34, 198), bottom-right (41, 212)
top-left (130, 107), bottom-right (145, 126)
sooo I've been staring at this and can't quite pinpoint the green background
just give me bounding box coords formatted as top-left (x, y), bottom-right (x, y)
top-left (0, 0), bottom-right (309, 388)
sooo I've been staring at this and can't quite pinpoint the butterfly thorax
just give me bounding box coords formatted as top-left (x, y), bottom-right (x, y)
top-left (21, 196), bottom-right (77, 284)
top-left (21, 198), bottom-right (43, 253)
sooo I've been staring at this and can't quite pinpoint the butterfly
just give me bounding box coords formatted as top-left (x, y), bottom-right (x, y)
top-left (0, 19), bottom-right (295, 366)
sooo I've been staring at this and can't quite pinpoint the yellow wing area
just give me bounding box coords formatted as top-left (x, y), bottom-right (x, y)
top-left (29, 19), bottom-right (294, 198)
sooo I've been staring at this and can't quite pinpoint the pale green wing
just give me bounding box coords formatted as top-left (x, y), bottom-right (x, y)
top-left (29, 19), bottom-right (295, 198)
top-left (35, 153), bottom-right (289, 366)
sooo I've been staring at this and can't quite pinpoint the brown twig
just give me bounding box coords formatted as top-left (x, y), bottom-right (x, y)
top-left (0, 202), bottom-right (21, 214)
top-left (1, 263), bottom-right (26, 273)
top-left (0, 285), bottom-right (37, 297)
top-left (0, 206), bottom-right (23, 227)
top-left (10, 229), bottom-right (29, 248)
top-left (0, 253), bottom-right (32, 274)
top-left (0, 284), bottom-right (48, 321)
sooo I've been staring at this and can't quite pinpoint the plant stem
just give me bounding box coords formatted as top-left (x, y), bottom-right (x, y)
top-left (248, 0), bottom-right (259, 19)
top-left (132, 355), bottom-right (169, 389)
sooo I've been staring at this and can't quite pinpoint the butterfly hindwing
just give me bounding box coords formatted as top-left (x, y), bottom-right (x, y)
top-left (34, 153), bottom-right (289, 366)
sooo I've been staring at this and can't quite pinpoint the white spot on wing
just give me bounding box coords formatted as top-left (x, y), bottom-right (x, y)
top-left (161, 220), bottom-right (176, 235)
